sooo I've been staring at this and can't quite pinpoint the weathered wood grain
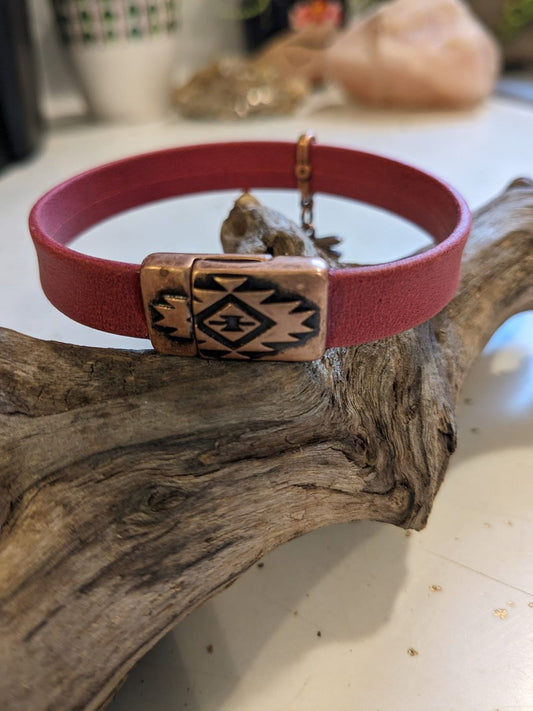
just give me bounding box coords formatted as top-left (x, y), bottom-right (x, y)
top-left (0, 180), bottom-right (532, 711)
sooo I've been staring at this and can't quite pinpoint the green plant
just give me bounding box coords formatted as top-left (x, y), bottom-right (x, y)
top-left (499, 0), bottom-right (533, 41)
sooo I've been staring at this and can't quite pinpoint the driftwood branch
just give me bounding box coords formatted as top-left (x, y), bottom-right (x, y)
top-left (0, 181), bottom-right (532, 711)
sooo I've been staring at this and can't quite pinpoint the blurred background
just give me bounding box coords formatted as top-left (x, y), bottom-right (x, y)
top-left (2, 0), bottom-right (533, 166)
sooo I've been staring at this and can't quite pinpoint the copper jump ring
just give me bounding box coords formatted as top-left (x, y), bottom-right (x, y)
top-left (295, 132), bottom-right (316, 239)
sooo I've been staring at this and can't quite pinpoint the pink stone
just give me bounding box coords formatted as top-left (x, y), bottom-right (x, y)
top-left (323, 0), bottom-right (501, 108)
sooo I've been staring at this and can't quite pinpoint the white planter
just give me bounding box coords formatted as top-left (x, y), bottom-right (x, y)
top-left (51, 0), bottom-right (180, 122)
top-left (69, 34), bottom-right (178, 121)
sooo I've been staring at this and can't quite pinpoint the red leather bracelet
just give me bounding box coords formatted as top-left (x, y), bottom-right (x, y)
top-left (29, 140), bottom-right (470, 361)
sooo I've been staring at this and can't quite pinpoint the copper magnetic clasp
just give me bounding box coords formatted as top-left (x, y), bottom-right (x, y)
top-left (295, 132), bottom-right (316, 238)
top-left (140, 253), bottom-right (328, 361)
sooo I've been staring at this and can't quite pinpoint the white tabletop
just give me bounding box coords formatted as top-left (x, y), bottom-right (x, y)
top-left (1, 97), bottom-right (532, 711)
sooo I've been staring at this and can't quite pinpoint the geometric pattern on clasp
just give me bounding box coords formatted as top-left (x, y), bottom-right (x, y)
top-left (193, 274), bottom-right (320, 359)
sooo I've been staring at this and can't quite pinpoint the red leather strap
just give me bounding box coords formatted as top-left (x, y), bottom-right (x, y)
top-left (29, 142), bottom-right (470, 347)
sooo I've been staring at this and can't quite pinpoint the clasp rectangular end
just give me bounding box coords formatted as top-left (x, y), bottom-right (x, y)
top-left (141, 254), bottom-right (328, 362)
